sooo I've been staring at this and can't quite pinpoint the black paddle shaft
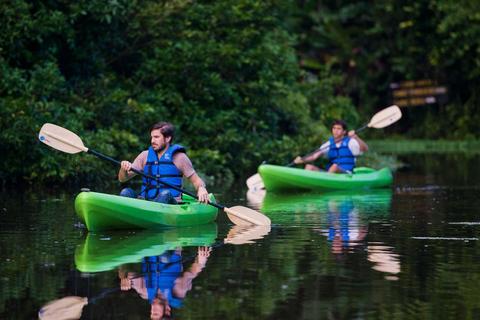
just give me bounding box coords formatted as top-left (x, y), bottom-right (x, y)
top-left (86, 149), bottom-right (226, 210)
top-left (285, 125), bottom-right (368, 167)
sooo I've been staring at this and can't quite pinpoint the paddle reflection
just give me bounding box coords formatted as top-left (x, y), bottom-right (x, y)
top-left (224, 224), bottom-right (271, 244)
top-left (367, 243), bottom-right (401, 280)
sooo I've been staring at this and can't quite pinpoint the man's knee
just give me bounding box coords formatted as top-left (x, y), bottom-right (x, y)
top-left (120, 188), bottom-right (138, 198)
top-left (159, 190), bottom-right (172, 196)
top-left (328, 164), bottom-right (340, 173)
top-left (155, 190), bottom-right (177, 204)
top-left (305, 164), bottom-right (320, 171)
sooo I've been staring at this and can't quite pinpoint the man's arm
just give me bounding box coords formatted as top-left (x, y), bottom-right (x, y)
top-left (294, 142), bottom-right (329, 164)
top-left (118, 161), bottom-right (138, 182)
top-left (187, 173), bottom-right (210, 204)
top-left (118, 151), bottom-right (147, 182)
top-left (348, 131), bottom-right (369, 152)
top-left (174, 153), bottom-right (210, 204)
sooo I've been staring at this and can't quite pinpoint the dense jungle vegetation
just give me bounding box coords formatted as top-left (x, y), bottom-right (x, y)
top-left (1, 0), bottom-right (480, 185)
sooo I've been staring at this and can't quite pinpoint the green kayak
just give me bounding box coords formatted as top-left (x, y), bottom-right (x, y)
top-left (75, 224), bottom-right (218, 272)
top-left (258, 164), bottom-right (393, 192)
top-left (74, 191), bottom-right (218, 231)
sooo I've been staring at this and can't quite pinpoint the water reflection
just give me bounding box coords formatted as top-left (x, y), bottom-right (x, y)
top-left (39, 296), bottom-right (88, 320)
top-left (248, 189), bottom-right (400, 277)
top-left (247, 189), bottom-right (393, 224)
top-left (316, 196), bottom-right (366, 255)
top-left (39, 224), bottom-right (270, 319)
top-left (8, 153), bottom-right (480, 319)
top-left (223, 224), bottom-right (271, 244)
top-left (367, 243), bottom-right (401, 280)
top-left (75, 224), bottom-right (218, 273)
top-left (119, 246), bottom-right (212, 319)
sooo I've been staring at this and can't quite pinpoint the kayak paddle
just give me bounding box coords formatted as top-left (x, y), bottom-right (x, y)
top-left (246, 105), bottom-right (402, 191)
top-left (38, 123), bottom-right (271, 226)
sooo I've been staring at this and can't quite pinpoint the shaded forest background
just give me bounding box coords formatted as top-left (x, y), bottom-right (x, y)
top-left (1, 0), bottom-right (480, 185)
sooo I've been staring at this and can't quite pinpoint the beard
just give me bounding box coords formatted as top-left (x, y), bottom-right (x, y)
top-left (153, 143), bottom-right (167, 152)
top-left (152, 138), bottom-right (169, 152)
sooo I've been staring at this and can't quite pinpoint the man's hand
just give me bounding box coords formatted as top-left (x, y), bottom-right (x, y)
top-left (119, 161), bottom-right (137, 183)
top-left (348, 130), bottom-right (357, 139)
top-left (120, 161), bottom-right (133, 172)
top-left (197, 186), bottom-right (210, 204)
top-left (294, 156), bottom-right (303, 164)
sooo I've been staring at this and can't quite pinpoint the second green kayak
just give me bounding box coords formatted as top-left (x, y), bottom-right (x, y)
top-left (258, 164), bottom-right (393, 191)
top-left (75, 191), bottom-right (218, 231)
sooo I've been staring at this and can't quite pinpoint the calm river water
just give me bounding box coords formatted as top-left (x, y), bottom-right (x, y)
top-left (2, 153), bottom-right (480, 319)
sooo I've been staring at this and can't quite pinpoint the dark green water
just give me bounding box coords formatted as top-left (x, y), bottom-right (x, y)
top-left (2, 153), bottom-right (480, 319)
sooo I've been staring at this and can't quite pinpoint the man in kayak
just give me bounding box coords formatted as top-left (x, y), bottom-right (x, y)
top-left (118, 122), bottom-right (210, 204)
top-left (293, 119), bottom-right (369, 173)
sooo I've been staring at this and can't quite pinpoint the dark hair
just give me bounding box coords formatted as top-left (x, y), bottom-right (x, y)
top-left (151, 122), bottom-right (175, 141)
top-left (332, 119), bottom-right (347, 131)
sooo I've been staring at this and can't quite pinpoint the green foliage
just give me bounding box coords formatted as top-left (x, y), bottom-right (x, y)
top-left (285, 0), bottom-right (480, 139)
top-left (1, 0), bottom-right (355, 185)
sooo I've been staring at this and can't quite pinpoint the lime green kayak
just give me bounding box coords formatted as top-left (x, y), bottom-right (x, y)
top-left (258, 164), bottom-right (393, 192)
top-left (75, 224), bottom-right (218, 272)
top-left (74, 191), bottom-right (218, 231)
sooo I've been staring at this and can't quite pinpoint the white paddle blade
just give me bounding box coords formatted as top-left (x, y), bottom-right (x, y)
top-left (246, 173), bottom-right (265, 191)
top-left (224, 225), bottom-right (271, 245)
top-left (39, 123), bottom-right (88, 154)
top-left (368, 105), bottom-right (402, 129)
top-left (224, 206), bottom-right (271, 226)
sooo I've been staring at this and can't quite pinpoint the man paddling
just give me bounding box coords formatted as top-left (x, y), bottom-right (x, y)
top-left (118, 122), bottom-right (210, 204)
top-left (294, 119), bottom-right (369, 173)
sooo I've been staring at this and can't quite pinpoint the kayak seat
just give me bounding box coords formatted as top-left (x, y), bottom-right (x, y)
top-left (353, 167), bottom-right (376, 174)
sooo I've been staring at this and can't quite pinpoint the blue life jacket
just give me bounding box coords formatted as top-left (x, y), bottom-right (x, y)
top-left (140, 144), bottom-right (185, 200)
top-left (143, 252), bottom-right (183, 307)
top-left (327, 137), bottom-right (355, 171)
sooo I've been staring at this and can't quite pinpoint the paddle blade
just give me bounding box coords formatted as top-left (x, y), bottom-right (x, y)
top-left (224, 225), bottom-right (271, 245)
top-left (39, 123), bottom-right (88, 154)
top-left (224, 206), bottom-right (271, 226)
top-left (246, 173), bottom-right (265, 191)
top-left (368, 105), bottom-right (402, 129)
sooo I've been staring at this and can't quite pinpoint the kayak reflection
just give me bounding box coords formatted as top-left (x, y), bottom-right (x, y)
top-left (248, 188), bottom-right (392, 220)
top-left (75, 224), bottom-right (218, 273)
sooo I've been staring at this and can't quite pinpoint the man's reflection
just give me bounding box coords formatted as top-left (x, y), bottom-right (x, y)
top-left (119, 246), bottom-right (212, 319)
top-left (318, 199), bottom-right (367, 255)
top-left (319, 199), bottom-right (401, 278)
